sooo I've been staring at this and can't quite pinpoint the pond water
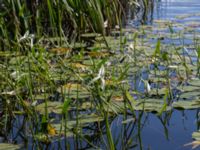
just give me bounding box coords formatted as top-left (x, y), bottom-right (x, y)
top-left (154, 0), bottom-right (200, 21)
top-left (1, 0), bottom-right (200, 150)
top-left (125, 0), bottom-right (200, 149)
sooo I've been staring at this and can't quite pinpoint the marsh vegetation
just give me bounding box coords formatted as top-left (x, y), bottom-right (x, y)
top-left (0, 0), bottom-right (200, 149)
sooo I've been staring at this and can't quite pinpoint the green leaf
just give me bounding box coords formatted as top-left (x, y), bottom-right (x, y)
top-left (153, 40), bottom-right (161, 57)
top-left (0, 143), bottom-right (21, 150)
top-left (36, 101), bottom-right (63, 114)
top-left (125, 91), bottom-right (136, 104)
top-left (172, 99), bottom-right (200, 110)
top-left (158, 89), bottom-right (169, 116)
top-left (193, 131), bottom-right (200, 141)
top-left (62, 98), bottom-right (71, 115)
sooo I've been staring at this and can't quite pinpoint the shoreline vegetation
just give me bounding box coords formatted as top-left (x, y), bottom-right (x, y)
top-left (1, 0), bottom-right (200, 149)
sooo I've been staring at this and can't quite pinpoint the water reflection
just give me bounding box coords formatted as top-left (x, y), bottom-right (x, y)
top-left (107, 110), bottom-right (197, 150)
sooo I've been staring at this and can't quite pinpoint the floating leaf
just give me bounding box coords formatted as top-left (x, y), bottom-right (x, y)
top-left (0, 143), bottom-right (21, 150)
top-left (49, 47), bottom-right (71, 55)
top-left (133, 99), bottom-right (171, 113)
top-left (70, 63), bottom-right (89, 70)
top-left (81, 33), bottom-right (101, 38)
top-left (189, 78), bottom-right (200, 87)
top-left (79, 102), bottom-right (93, 110)
top-left (57, 83), bottom-right (91, 99)
top-left (58, 83), bottom-right (86, 93)
top-left (87, 51), bottom-right (111, 58)
top-left (177, 85), bottom-right (200, 93)
top-left (52, 113), bottom-right (104, 136)
top-left (193, 131), bottom-right (200, 141)
top-left (111, 95), bottom-right (124, 102)
top-left (36, 101), bottom-right (63, 114)
top-left (172, 100), bottom-right (200, 110)
top-left (71, 42), bottom-right (87, 49)
top-left (113, 98), bottom-right (171, 113)
top-left (179, 91), bottom-right (200, 100)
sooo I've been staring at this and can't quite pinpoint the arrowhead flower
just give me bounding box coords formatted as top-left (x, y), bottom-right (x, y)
top-left (89, 65), bottom-right (105, 90)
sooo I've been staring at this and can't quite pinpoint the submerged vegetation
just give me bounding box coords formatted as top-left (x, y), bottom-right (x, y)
top-left (0, 0), bottom-right (200, 149)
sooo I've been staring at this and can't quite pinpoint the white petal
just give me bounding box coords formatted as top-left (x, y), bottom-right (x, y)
top-left (129, 43), bottom-right (134, 49)
top-left (104, 20), bottom-right (108, 28)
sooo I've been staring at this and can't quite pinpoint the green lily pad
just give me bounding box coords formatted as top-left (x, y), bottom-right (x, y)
top-left (192, 131), bottom-right (200, 141)
top-left (172, 99), bottom-right (200, 110)
top-left (49, 47), bottom-right (71, 55)
top-left (70, 62), bottom-right (90, 71)
top-left (112, 98), bottom-right (171, 113)
top-left (35, 101), bottom-right (63, 114)
top-left (57, 83), bottom-right (91, 99)
top-left (0, 143), bottom-right (21, 150)
top-left (188, 78), bottom-right (200, 87)
top-left (133, 99), bottom-right (171, 113)
top-left (71, 42), bottom-right (87, 49)
top-left (177, 84), bottom-right (200, 93)
top-left (179, 91), bottom-right (200, 100)
top-left (52, 113), bottom-right (104, 135)
top-left (81, 33), bottom-right (101, 38)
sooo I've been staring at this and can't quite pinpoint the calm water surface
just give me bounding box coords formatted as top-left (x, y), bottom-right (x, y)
top-left (3, 1), bottom-right (200, 150)
top-left (125, 0), bottom-right (200, 150)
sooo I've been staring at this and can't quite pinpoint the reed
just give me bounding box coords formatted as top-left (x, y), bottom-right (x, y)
top-left (2, 0), bottom-right (199, 149)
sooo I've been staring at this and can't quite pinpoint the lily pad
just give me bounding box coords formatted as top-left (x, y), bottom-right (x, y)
top-left (133, 99), bottom-right (171, 113)
top-left (179, 91), bottom-right (200, 100)
top-left (177, 85), bottom-right (200, 93)
top-left (52, 113), bottom-right (104, 136)
top-left (172, 99), bottom-right (200, 110)
top-left (193, 131), bottom-right (200, 141)
top-left (86, 51), bottom-right (111, 58)
top-left (188, 78), bottom-right (200, 87)
top-left (57, 83), bottom-right (91, 99)
top-left (0, 143), bottom-right (21, 150)
top-left (35, 101), bottom-right (63, 114)
top-left (70, 63), bottom-right (90, 71)
top-left (81, 33), bottom-right (101, 38)
top-left (49, 47), bottom-right (71, 55)
top-left (112, 98), bottom-right (171, 113)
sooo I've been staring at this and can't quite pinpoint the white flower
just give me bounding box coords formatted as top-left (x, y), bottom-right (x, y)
top-left (19, 31), bottom-right (30, 41)
top-left (104, 20), bottom-right (108, 28)
top-left (146, 81), bottom-right (151, 93)
top-left (19, 31), bottom-right (35, 48)
top-left (129, 43), bottom-right (134, 50)
top-left (140, 78), bottom-right (151, 93)
top-left (115, 25), bottom-right (120, 29)
top-left (90, 65), bottom-right (105, 90)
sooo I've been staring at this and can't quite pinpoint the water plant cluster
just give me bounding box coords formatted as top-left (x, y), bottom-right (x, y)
top-left (0, 0), bottom-right (200, 149)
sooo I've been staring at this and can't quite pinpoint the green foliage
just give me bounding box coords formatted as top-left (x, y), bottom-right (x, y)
top-left (0, 0), bottom-right (122, 46)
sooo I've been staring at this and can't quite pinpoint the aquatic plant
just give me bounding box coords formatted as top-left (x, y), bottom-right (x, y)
top-left (1, 0), bottom-right (200, 149)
